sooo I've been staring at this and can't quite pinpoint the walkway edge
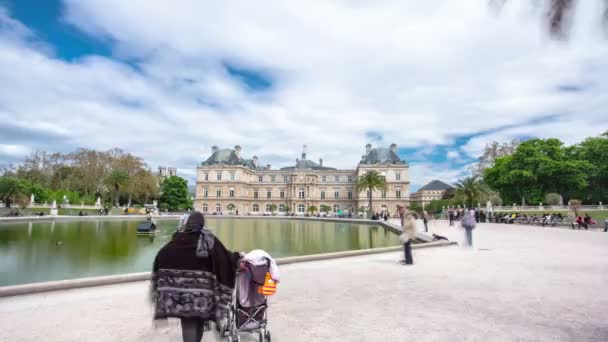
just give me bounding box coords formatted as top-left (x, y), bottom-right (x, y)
top-left (0, 241), bottom-right (454, 298)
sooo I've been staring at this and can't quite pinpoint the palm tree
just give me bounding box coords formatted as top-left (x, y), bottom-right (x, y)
top-left (356, 170), bottom-right (387, 218)
top-left (106, 170), bottom-right (130, 208)
top-left (453, 176), bottom-right (487, 209)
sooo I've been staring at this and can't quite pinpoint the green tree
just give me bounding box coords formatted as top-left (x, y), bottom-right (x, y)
top-left (321, 204), bottom-right (332, 214)
top-left (284, 205), bottom-right (290, 214)
top-left (356, 170), bottom-right (387, 218)
top-left (270, 204), bottom-right (277, 214)
top-left (453, 175), bottom-right (488, 208)
top-left (106, 170), bottom-right (130, 207)
top-left (0, 177), bottom-right (28, 207)
top-left (408, 203), bottom-right (423, 213)
top-left (569, 134), bottom-right (608, 203)
top-left (307, 205), bottom-right (317, 214)
top-left (227, 203), bottom-right (236, 213)
top-left (425, 199), bottom-right (454, 215)
top-left (159, 176), bottom-right (191, 211)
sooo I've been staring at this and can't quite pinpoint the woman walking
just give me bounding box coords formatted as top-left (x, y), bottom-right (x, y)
top-left (398, 204), bottom-right (416, 265)
top-left (150, 211), bottom-right (240, 342)
top-left (461, 210), bottom-right (477, 248)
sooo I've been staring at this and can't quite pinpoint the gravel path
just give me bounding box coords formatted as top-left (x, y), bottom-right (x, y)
top-left (1, 223), bottom-right (607, 342)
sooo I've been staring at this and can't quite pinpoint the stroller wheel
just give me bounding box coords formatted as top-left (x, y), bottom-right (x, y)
top-left (265, 330), bottom-right (272, 342)
top-left (258, 331), bottom-right (265, 342)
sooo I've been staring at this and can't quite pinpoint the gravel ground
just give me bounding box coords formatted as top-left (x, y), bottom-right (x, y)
top-left (1, 222), bottom-right (607, 342)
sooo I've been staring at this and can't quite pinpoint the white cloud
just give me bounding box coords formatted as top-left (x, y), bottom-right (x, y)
top-left (446, 150), bottom-right (460, 160)
top-left (0, 144), bottom-right (30, 158)
top-left (0, 1), bottom-right (607, 184)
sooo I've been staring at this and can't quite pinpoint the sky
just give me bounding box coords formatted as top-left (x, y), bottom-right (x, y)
top-left (0, 0), bottom-right (606, 191)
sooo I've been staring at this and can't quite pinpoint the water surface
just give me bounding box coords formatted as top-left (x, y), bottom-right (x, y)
top-left (0, 218), bottom-right (400, 286)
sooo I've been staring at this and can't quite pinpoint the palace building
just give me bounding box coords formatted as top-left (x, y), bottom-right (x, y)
top-left (194, 144), bottom-right (410, 215)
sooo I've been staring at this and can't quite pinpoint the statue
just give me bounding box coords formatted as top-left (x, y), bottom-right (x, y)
top-left (52, 200), bottom-right (57, 209)
top-left (30, 194), bottom-right (35, 204)
top-left (95, 197), bottom-right (101, 207)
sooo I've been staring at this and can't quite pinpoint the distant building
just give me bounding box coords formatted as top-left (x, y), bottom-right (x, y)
top-left (194, 144), bottom-right (410, 215)
top-left (157, 166), bottom-right (177, 179)
top-left (411, 180), bottom-right (453, 208)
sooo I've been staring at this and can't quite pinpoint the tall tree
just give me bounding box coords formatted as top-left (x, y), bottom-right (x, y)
top-left (0, 177), bottom-right (28, 208)
top-left (475, 140), bottom-right (520, 176)
top-left (106, 170), bottom-right (130, 207)
top-left (159, 176), bottom-right (191, 211)
top-left (356, 170), bottom-right (387, 217)
top-left (453, 175), bottom-right (488, 208)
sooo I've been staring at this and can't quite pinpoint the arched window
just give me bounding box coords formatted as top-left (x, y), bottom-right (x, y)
top-left (333, 204), bottom-right (340, 212)
top-left (266, 204), bottom-right (272, 212)
top-left (279, 204), bottom-right (285, 212)
top-left (215, 203), bottom-right (221, 212)
top-left (253, 204), bottom-right (259, 212)
top-left (298, 204), bottom-right (305, 213)
top-left (202, 204), bottom-right (208, 213)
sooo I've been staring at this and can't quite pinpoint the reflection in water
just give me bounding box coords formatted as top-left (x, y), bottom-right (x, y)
top-left (0, 218), bottom-right (400, 286)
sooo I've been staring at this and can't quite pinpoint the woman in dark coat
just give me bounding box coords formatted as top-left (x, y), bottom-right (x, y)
top-left (150, 211), bottom-right (240, 342)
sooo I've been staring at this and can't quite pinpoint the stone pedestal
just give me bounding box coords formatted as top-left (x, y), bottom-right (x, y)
top-left (50, 208), bottom-right (58, 216)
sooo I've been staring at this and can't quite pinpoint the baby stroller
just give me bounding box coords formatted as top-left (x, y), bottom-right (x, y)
top-left (224, 256), bottom-right (276, 342)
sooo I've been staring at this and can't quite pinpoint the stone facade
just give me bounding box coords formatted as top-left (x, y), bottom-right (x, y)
top-left (410, 179), bottom-right (453, 208)
top-left (194, 144), bottom-right (410, 215)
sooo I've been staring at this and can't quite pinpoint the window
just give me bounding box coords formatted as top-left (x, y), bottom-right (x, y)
top-left (396, 188), bottom-right (401, 199)
top-left (396, 172), bottom-right (401, 181)
top-left (334, 176), bottom-right (339, 182)
top-left (229, 189), bottom-right (235, 197)
top-left (267, 190), bottom-right (271, 199)
top-left (253, 204), bottom-right (259, 212)
top-left (298, 187), bottom-right (305, 199)
top-left (204, 173), bottom-right (209, 181)
top-left (216, 189), bottom-right (221, 197)
top-left (283, 175), bottom-right (288, 182)
top-left (258, 176), bottom-right (263, 182)
top-left (216, 172), bottom-right (222, 181)
top-left (321, 176), bottom-right (327, 182)
top-left (298, 204), bottom-right (305, 213)
top-left (348, 176), bottom-right (353, 183)
top-left (321, 191), bottom-right (326, 199)
top-left (280, 189), bottom-right (285, 199)
top-left (333, 204), bottom-right (339, 212)
top-left (230, 172), bottom-right (235, 181)
top-left (266, 204), bottom-right (272, 212)
top-left (202, 204), bottom-right (208, 212)
top-left (348, 190), bottom-right (353, 199)
top-left (279, 204), bottom-right (285, 212)
top-left (215, 203), bottom-right (221, 213)
top-left (381, 190), bottom-right (386, 199)
top-left (254, 190), bottom-right (259, 199)
top-left (334, 191), bottom-right (339, 199)
top-left (203, 188), bottom-right (208, 198)
top-left (271, 176), bottom-right (276, 182)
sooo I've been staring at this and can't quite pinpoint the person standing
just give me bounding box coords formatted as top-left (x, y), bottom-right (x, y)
top-left (398, 205), bottom-right (415, 265)
top-left (461, 210), bottom-right (477, 248)
top-left (422, 210), bottom-right (429, 232)
top-left (604, 217), bottom-right (608, 232)
top-left (150, 211), bottom-right (240, 342)
top-left (448, 210), bottom-right (454, 227)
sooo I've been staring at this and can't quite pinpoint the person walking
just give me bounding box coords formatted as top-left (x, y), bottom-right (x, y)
top-left (150, 211), bottom-right (240, 342)
top-left (461, 209), bottom-right (477, 248)
top-left (422, 210), bottom-right (429, 232)
top-left (604, 217), bottom-right (608, 232)
top-left (398, 204), bottom-right (415, 265)
top-left (448, 210), bottom-right (454, 227)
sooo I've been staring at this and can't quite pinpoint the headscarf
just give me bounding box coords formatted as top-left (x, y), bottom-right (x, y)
top-left (184, 211), bottom-right (215, 258)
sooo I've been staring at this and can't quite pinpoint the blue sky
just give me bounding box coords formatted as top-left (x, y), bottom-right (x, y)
top-left (0, 0), bottom-right (607, 191)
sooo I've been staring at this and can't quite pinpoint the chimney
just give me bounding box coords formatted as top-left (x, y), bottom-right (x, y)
top-left (365, 143), bottom-right (372, 154)
top-left (211, 145), bottom-right (219, 154)
top-left (253, 156), bottom-right (258, 165)
top-left (319, 158), bottom-right (323, 167)
top-left (234, 145), bottom-right (241, 158)
top-left (390, 143), bottom-right (397, 152)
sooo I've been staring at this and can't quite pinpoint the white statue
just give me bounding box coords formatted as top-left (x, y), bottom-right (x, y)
top-left (30, 194), bottom-right (35, 204)
top-left (95, 197), bottom-right (101, 207)
top-left (52, 200), bottom-right (57, 209)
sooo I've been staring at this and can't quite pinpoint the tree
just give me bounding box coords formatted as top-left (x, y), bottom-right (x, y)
top-left (284, 205), bottom-right (291, 214)
top-left (453, 175), bottom-right (488, 208)
top-left (227, 203), bottom-right (236, 213)
top-left (475, 140), bottom-right (520, 176)
top-left (270, 204), bottom-right (277, 214)
top-left (569, 134), bottom-right (608, 203)
top-left (356, 170), bottom-right (387, 218)
top-left (321, 205), bottom-right (332, 214)
top-left (0, 177), bottom-right (28, 207)
top-left (159, 176), bottom-right (191, 211)
top-left (544, 193), bottom-right (562, 205)
top-left (307, 205), bottom-right (317, 214)
top-left (408, 203), bottom-right (423, 213)
top-left (106, 170), bottom-right (130, 207)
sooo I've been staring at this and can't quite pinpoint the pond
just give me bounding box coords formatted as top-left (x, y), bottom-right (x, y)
top-left (0, 218), bottom-right (400, 286)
